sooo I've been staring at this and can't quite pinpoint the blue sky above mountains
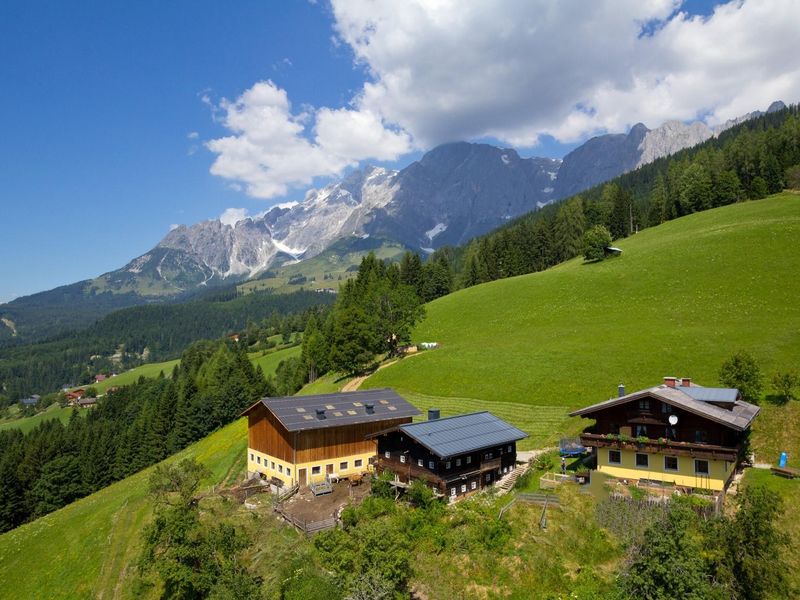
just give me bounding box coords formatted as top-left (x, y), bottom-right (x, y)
top-left (1, 0), bottom-right (798, 300)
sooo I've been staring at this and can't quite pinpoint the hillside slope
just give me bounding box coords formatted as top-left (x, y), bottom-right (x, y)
top-left (366, 193), bottom-right (800, 447)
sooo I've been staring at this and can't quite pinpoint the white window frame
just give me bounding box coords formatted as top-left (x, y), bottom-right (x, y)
top-left (256, 456), bottom-right (261, 465)
top-left (417, 459), bottom-right (424, 467)
top-left (340, 461), bottom-right (348, 471)
top-left (384, 451), bottom-right (390, 459)
top-left (450, 487), bottom-right (456, 497)
top-left (400, 454), bottom-right (406, 464)
top-left (507, 445), bottom-right (512, 453)
top-left (446, 461), bottom-right (451, 469)
top-left (460, 484), bottom-right (467, 493)
top-left (465, 456), bottom-right (472, 465)
top-left (278, 464), bottom-right (283, 473)
top-left (485, 473), bottom-right (491, 482)
top-left (635, 453), bottom-right (649, 468)
top-left (456, 458), bottom-right (461, 467)
top-left (354, 459), bottom-right (363, 468)
top-left (250, 453), bottom-right (254, 461)
top-left (311, 466), bottom-right (321, 475)
top-left (286, 468), bottom-right (291, 476)
top-left (694, 459), bottom-right (710, 475)
top-left (608, 450), bottom-right (621, 465)
top-left (664, 456), bottom-right (679, 472)
top-left (428, 460), bottom-right (435, 469)
top-left (470, 481), bottom-right (477, 490)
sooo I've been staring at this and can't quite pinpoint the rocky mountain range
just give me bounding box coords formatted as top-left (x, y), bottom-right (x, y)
top-left (0, 100), bottom-right (787, 340)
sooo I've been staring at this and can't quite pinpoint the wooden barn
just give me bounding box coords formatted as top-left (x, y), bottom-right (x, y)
top-left (371, 410), bottom-right (528, 500)
top-left (243, 388), bottom-right (420, 488)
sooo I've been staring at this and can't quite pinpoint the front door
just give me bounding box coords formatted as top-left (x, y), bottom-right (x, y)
top-left (326, 463), bottom-right (334, 475)
top-left (298, 468), bottom-right (307, 486)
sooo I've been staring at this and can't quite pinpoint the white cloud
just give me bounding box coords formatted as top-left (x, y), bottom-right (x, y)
top-left (187, 131), bottom-right (199, 140)
top-left (219, 207), bottom-right (249, 226)
top-left (206, 80), bottom-right (410, 199)
top-left (330, 0), bottom-right (800, 145)
top-left (207, 0), bottom-right (800, 198)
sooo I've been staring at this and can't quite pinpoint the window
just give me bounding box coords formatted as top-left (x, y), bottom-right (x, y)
top-left (354, 459), bottom-right (363, 468)
top-left (485, 473), bottom-right (491, 482)
top-left (608, 450), bottom-right (621, 465)
top-left (638, 399), bottom-right (650, 410)
top-left (312, 466), bottom-right (321, 475)
top-left (465, 456), bottom-right (472, 464)
top-left (484, 452), bottom-right (493, 460)
top-left (428, 460), bottom-right (435, 469)
top-left (507, 445), bottom-right (513, 453)
top-left (417, 459), bottom-right (424, 467)
top-left (250, 453), bottom-right (254, 461)
top-left (340, 461), bottom-right (348, 471)
top-left (278, 465), bottom-right (283, 473)
top-left (286, 468), bottom-right (291, 476)
top-left (634, 424), bottom-right (648, 437)
top-left (455, 458), bottom-right (461, 467)
top-left (695, 430), bottom-right (708, 443)
top-left (470, 481), bottom-right (477, 490)
top-left (460, 484), bottom-right (467, 493)
top-left (384, 451), bottom-right (390, 458)
top-left (635, 453), bottom-right (649, 468)
top-left (695, 459), bottom-right (710, 475)
top-left (400, 455), bottom-right (406, 464)
top-left (664, 456), bottom-right (679, 471)
top-left (450, 487), bottom-right (456, 497)
top-left (271, 462), bottom-right (275, 470)
top-left (256, 456), bottom-right (261, 464)
top-left (446, 461), bottom-right (451, 469)
top-left (662, 403), bottom-right (673, 414)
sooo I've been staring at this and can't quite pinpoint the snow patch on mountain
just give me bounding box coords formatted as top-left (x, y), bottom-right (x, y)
top-left (425, 223), bottom-right (448, 241)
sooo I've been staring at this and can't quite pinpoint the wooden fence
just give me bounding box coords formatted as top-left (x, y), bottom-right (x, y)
top-left (275, 507), bottom-right (337, 536)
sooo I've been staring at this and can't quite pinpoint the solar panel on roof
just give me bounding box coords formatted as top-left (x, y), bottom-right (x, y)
top-left (296, 407), bottom-right (306, 413)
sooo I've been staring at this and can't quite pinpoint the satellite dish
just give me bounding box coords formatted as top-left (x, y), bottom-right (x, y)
top-left (668, 415), bottom-right (679, 426)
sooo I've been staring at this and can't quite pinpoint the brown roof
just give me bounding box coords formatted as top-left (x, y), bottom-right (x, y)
top-left (569, 384), bottom-right (760, 432)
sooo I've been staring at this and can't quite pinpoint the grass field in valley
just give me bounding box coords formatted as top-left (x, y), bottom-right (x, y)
top-left (0, 403), bottom-right (81, 434)
top-left (365, 194), bottom-right (800, 449)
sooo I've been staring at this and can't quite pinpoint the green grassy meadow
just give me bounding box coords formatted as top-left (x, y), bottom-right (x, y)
top-left (90, 359), bottom-right (181, 393)
top-left (0, 418), bottom-right (247, 600)
top-left (248, 343), bottom-right (301, 375)
top-left (366, 194), bottom-right (800, 449)
top-left (0, 403), bottom-right (81, 434)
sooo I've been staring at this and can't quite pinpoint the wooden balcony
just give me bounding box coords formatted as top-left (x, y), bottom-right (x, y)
top-left (580, 433), bottom-right (740, 462)
top-left (480, 457), bottom-right (502, 472)
top-left (375, 457), bottom-right (482, 486)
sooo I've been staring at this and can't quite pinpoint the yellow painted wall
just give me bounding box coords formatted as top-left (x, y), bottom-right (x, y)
top-left (596, 447), bottom-right (735, 491)
top-left (247, 447), bottom-right (375, 486)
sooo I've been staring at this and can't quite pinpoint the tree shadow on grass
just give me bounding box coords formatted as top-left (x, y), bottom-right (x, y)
top-left (764, 393), bottom-right (790, 406)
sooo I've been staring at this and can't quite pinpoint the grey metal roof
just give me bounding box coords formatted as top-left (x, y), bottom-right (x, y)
top-left (569, 383), bottom-right (759, 431)
top-left (399, 411), bottom-right (528, 458)
top-left (676, 386), bottom-right (738, 403)
top-left (255, 388), bottom-right (420, 432)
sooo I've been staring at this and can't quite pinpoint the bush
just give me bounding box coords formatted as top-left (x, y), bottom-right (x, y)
top-left (785, 164), bottom-right (800, 190)
top-left (771, 370), bottom-right (799, 402)
top-left (582, 225), bottom-right (613, 262)
top-left (719, 350), bottom-right (763, 403)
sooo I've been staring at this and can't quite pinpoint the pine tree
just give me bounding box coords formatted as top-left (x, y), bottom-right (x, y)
top-left (554, 197), bottom-right (586, 261)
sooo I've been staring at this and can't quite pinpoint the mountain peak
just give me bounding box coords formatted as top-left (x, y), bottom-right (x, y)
top-left (767, 100), bottom-right (786, 113)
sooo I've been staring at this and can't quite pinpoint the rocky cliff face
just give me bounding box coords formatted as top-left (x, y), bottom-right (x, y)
top-left (93, 101), bottom-right (786, 296)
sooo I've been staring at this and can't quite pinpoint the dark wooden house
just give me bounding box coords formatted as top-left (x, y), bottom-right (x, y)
top-left (570, 377), bottom-right (760, 491)
top-left (243, 388), bottom-right (420, 488)
top-left (371, 410), bottom-right (528, 500)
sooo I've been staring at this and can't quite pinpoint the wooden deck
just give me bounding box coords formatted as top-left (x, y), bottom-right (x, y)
top-left (771, 465), bottom-right (800, 479)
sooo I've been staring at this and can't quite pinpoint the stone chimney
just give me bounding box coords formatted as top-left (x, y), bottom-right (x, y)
top-left (664, 377), bottom-right (678, 388)
top-left (681, 377), bottom-right (692, 387)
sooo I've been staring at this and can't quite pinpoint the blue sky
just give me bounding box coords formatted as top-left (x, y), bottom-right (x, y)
top-left (1, 0), bottom-right (796, 302)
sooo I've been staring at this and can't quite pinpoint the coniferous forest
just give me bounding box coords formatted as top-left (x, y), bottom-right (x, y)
top-left (0, 339), bottom-right (269, 533)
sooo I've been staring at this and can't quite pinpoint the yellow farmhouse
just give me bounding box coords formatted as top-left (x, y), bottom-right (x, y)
top-left (570, 377), bottom-right (760, 492)
top-left (243, 388), bottom-right (420, 489)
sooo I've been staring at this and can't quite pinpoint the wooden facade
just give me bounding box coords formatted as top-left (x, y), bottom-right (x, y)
top-left (246, 402), bottom-right (413, 487)
top-left (375, 430), bottom-right (518, 499)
